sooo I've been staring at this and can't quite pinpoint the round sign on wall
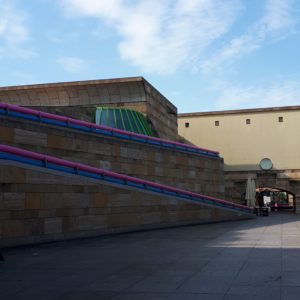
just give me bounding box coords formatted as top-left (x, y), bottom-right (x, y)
top-left (260, 158), bottom-right (273, 170)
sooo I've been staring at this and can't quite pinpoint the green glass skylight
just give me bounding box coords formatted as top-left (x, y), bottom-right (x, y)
top-left (95, 107), bottom-right (154, 136)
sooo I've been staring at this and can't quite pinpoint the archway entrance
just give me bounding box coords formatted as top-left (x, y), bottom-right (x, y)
top-left (240, 187), bottom-right (296, 212)
top-left (257, 187), bottom-right (296, 213)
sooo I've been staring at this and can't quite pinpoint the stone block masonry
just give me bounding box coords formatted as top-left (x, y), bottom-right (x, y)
top-left (225, 170), bottom-right (300, 213)
top-left (0, 77), bottom-right (178, 140)
top-left (0, 116), bottom-right (225, 199)
top-left (0, 165), bottom-right (247, 248)
top-left (0, 85), bottom-right (237, 247)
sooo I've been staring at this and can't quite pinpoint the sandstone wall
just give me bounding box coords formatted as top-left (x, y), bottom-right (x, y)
top-left (144, 81), bottom-right (178, 140)
top-left (0, 164), bottom-right (247, 248)
top-left (225, 170), bottom-right (300, 213)
top-left (0, 77), bottom-right (178, 139)
top-left (0, 116), bottom-right (224, 198)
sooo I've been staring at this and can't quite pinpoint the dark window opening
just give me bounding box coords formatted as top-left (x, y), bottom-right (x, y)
top-left (185, 122), bottom-right (189, 128)
top-left (278, 116), bottom-right (283, 122)
top-left (246, 119), bottom-right (251, 125)
top-left (215, 120), bottom-right (219, 126)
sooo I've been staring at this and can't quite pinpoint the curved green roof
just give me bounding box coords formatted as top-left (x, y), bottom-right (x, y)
top-left (95, 107), bottom-right (154, 136)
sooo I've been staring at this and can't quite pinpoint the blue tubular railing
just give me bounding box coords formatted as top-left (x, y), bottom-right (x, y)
top-left (0, 145), bottom-right (254, 216)
top-left (0, 103), bottom-right (219, 158)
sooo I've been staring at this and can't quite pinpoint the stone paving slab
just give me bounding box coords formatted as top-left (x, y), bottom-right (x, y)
top-left (1, 212), bottom-right (300, 299)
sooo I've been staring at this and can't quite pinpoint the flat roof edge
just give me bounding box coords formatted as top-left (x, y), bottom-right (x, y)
top-left (178, 105), bottom-right (300, 117)
top-left (0, 76), bottom-right (145, 91)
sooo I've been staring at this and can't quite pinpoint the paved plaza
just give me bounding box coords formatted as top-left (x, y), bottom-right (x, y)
top-left (1, 212), bottom-right (300, 299)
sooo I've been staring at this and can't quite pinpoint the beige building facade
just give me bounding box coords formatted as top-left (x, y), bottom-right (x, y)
top-left (179, 106), bottom-right (300, 171)
top-left (178, 106), bottom-right (300, 212)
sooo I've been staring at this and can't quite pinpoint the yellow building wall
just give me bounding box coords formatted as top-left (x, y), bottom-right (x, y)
top-left (178, 110), bottom-right (300, 171)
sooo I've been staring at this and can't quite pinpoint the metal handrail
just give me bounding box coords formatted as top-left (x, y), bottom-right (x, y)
top-left (0, 144), bottom-right (253, 215)
top-left (0, 103), bottom-right (219, 158)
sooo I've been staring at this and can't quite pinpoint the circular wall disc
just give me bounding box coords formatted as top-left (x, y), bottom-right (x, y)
top-left (260, 158), bottom-right (273, 170)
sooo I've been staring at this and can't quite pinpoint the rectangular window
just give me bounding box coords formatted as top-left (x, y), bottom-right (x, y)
top-left (185, 122), bottom-right (189, 128)
top-left (246, 119), bottom-right (251, 124)
top-left (215, 120), bottom-right (219, 126)
top-left (278, 116), bottom-right (283, 122)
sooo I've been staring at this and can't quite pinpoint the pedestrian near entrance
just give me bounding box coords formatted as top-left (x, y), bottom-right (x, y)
top-left (257, 193), bottom-right (264, 207)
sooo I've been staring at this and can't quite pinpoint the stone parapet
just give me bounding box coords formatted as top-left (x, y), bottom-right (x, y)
top-left (0, 165), bottom-right (247, 247)
top-left (0, 77), bottom-right (178, 140)
top-left (0, 116), bottom-right (224, 199)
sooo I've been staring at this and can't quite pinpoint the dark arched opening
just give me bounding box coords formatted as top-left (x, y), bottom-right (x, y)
top-left (241, 187), bottom-right (296, 213)
top-left (257, 187), bottom-right (296, 213)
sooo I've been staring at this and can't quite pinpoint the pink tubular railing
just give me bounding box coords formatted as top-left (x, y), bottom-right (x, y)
top-left (0, 144), bottom-right (253, 215)
top-left (0, 103), bottom-right (219, 156)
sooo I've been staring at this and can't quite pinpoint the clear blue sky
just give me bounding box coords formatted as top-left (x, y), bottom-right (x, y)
top-left (1, 0), bottom-right (300, 113)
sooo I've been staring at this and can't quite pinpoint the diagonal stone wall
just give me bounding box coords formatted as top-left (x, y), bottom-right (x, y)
top-left (0, 164), bottom-right (248, 248)
top-left (0, 115), bottom-right (224, 198)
